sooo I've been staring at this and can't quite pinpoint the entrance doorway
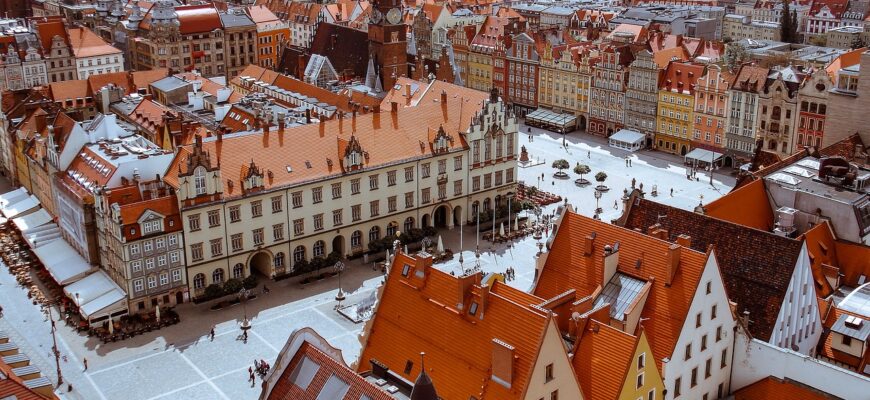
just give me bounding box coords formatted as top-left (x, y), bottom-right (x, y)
top-left (249, 251), bottom-right (272, 277)
top-left (175, 292), bottom-right (184, 305)
top-left (680, 145), bottom-right (688, 156)
top-left (453, 205), bottom-right (463, 226)
top-left (433, 205), bottom-right (449, 228)
top-left (332, 235), bottom-right (344, 257)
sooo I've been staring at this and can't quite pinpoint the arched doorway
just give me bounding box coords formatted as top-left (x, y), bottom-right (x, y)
top-left (404, 217), bottom-right (415, 232)
top-left (175, 291), bottom-right (184, 305)
top-left (579, 116), bottom-right (587, 130)
top-left (386, 222), bottom-right (398, 237)
top-left (723, 156), bottom-right (733, 168)
top-left (422, 214), bottom-right (431, 228)
top-left (249, 251), bottom-right (272, 277)
top-left (453, 205), bottom-right (463, 226)
top-left (607, 128), bottom-right (614, 137)
top-left (332, 235), bottom-right (344, 257)
top-left (680, 145), bottom-right (687, 156)
top-left (433, 205), bottom-right (449, 228)
top-left (483, 198), bottom-right (492, 212)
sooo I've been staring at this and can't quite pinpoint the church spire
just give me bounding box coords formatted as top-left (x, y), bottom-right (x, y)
top-left (409, 352), bottom-right (438, 400)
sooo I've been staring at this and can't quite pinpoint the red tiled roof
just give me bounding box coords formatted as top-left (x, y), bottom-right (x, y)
top-left (131, 69), bottom-right (170, 91)
top-left (247, 4), bottom-right (281, 23)
top-left (731, 65), bottom-right (770, 93)
top-left (818, 307), bottom-right (869, 372)
top-left (176, 4), bottom-right (222, 35)
top-left (810, 0), bottom-right (849, 18)
top-left (358, 252), bottom-right (555, 400)
top-left (87, 72), bottom-right (135, 95)
top-left (129, 99), bottom-right (176, 136)
top-left (68, 27), bottom-right (122, 58)
top-left (535, 211), bottom-right (708, 366)
top-left (825, 47), bottom-right (866, 78)
top-left (0, 357), bottom-right (56, 400)
top-left (573, 321), bottom-right (639, 400)
top-left (49, 79), bottom-right (89, 102)
top-left (164, 80), bottom-right (487, 198)
top-left (618, 196), bottom-right (802, 342)
top-left (653, 46), bottom-right (689, 69)
top-left (660, 61), bottom-right (705, 95)
top-left (420, 3), bottom-right (443, 22)
top-left (34, 20), bottom-right (68, 51)
top-left (734, 376), bottom-right (839, 400)
top-left (705, 179), bottom-right (774, 231)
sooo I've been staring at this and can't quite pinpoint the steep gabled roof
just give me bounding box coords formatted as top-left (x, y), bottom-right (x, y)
top-left (573, 321), bottom-right (639, 400)
top-left (358, 252), bottom-right (555, 400)
top-left (619, 197), bottom-right (802, 342)
top-left (534, 211), bottom-right (708, 365)
top-left (705, 179), bottom-right (775, 231)
top-left (67, 26), bottom-right (122, 58)
top-left (734, 376), bottom-right (841, 399)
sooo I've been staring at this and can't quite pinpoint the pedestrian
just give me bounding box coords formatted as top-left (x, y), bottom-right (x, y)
top-left (587, 150), bottom-right (591, 159)
top-left (629, 159), bottom-right (632, 167)
top-left (242, 330), bottom-right (248, 342)
top-left (83, 358), bottom-right (88, 371)
top-left (263, 284), bottom-right (269, 294)
top-left (670, 188), bottom-right (674, 196)
top-left (67, 384), bottom-right (73, 392)
top-left (209, 326), bottom-right (215, 341)
top-left (248, 366), bottom-right (254, 383)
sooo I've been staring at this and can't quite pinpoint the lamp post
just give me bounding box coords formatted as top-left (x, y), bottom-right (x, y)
top-left (238, 288), bottom-right (252, 340)
top-left (594, 189), bottom-right (602, 219)
top-left (421, 237), bottom-right (432, 254)
top-left (334, 261), bottom-right (345, 308)
top-left (47, 303), bottom-right (63, 386)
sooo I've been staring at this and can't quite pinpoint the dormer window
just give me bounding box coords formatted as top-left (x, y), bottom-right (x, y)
top-left (142, 219), bottom-right (162, 235)
top-left (346, 150), bottom-right (362, 168)
top-left (194, 167), bottom-right (207, 196)
top-left (469, 301), bottom-right (479, 315)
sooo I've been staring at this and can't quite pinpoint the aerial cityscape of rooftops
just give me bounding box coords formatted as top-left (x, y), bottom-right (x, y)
top-left (0, 0), bottom-right (869, 398)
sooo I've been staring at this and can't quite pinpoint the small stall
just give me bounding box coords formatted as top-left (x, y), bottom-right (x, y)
top-left (608, 129), bottom-right (646, 152)
top-left (525, 108), bottom-right (577, 133)
top-left (685, 148), bottom-right (724, 167)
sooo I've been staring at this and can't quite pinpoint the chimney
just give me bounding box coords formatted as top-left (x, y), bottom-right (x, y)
top-left (405, 83), bottom-right (411, 99)
top-left (373, 104), bottom-right (380, 113)
top-left (263, 119), bottom-right (270, 134)
top-left (491, 339), bottom-right (515, 388)
top-left (277, 112), bottom-right (286, 131)
top-left (216, 129), bottom-right (223, 142)
top-left (666, 244), bottom-right (681, 286)
top-left (440, 90), bottom-right (447, 104)
top-left (305, 108), bottom-right (311, 124)
top-left (391, 101), bottom-right (398, 113)
top-left (583, 234), bottom-right (595, 256)
top-left (132, 168), bottom-right (140, 181)
top-left (675, 234), bottom-right (691, 248)
top-left (603, 244), bottom-right (619, 286)
top-left (648, 223), bottom-right (668, 240)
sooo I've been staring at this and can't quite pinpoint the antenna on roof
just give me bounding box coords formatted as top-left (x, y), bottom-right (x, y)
top-left (656, 214), bottom-right (667, 224)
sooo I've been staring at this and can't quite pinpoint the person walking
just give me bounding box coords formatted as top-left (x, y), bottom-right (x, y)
top-left (587, 151), bottom-right (591, 159)
top-left (248, 366), bottom-right (254, 383)
top-left (242, 330), bottom-right (248, 343)
top-left (83, 358), bottom-right (88, 371)
top-left (209, 326), bottom-right (215, 341)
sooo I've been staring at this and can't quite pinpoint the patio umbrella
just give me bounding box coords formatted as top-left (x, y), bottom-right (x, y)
top-left (385, 249), bottom-right (391, 262)
top-left (499, 222), bottom-right (505, 237)
top-left (436, 235), bottom-right (444, 254)
top-left (108, 314), bottom-right (114, 335)
top-left (155, 304), bottom-right (161, 324)
top-left (515, 216), bottom-right (520, 231)
top-left (404, 245), bottom-right (409, 254)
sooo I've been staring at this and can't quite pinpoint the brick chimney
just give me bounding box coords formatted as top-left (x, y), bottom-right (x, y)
top-left (603, 244), bottom-right (619, 286)
top-left (675, 234), bottom-right (691, 248)
top-left (648, 223), bottom-right (669, 240)
top-left (583, 234), bottom-right (595, 256)
top-left (440, 90), bottom-right (447, 104)
top-left (263, 118), bottom-right (270, 134)
top-left (405, 83), bottom-right (411, 98)
top-left (277, 112), bottom-right (285, 131)
top-left (391, 101), bottom-right (398, 113)
top-left (666, 244), bottom-right (681, 286)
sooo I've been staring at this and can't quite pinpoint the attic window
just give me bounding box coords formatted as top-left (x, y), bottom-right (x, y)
top-left (403, 360), bottom-right (413, 374)
top-left (469, 301), bottom-right (479, 316)
top-left (286, 165), bottom-right (293, 173)
top-left (401, 264), bottom-right (411, 277)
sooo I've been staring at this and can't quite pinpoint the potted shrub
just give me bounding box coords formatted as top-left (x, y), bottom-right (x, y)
top-left (595, 171), bottom-right (609, 191)
top-left (574, 163), bottom-right (591, 186)
top-left (552, 159), bottom-right (570, 179)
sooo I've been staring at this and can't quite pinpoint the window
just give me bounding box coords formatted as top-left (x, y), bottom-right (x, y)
top-left (194, 167), bottom-right (207, 195)
top-left (212, 268), bottom-right (225, 284)
top-left (648, 389), bottom-right (655, 400)
top-left (313, 240), bottom-right (325, 257)
top-left (291, 191), bottom-right (303, 208)
top-left (132, 260), bottom-right (142, 273)
top-left (293, 219), bottom-right (304, 236)
top-left (271, 196), bottom-right (282, 213)
top-left (696, 312), bottom-right (702, 328)
top-left (169, 235), bottom-right (178, 247)
top-left (711, 305), bottom-right (717, 320)
top-left (454, 180), bottom-right (463, 196)
top-left (333, 209), bottom-right (343, 226)
top-left (231, 233), bottom-right (243, 252)
top-left (188, 214), bottom-right (201, 231)
top-left (252, 228), bottom-right (264, 245)
top-left (158, 255), bottom-right (167, 266)
top-left (706, 281), bottom-right (711, 294)
top-left (454, 155), bottom-right (463, 170)
top-left (690, 367), bottom-right (698, 387)
top-left (721, 348), bottom-right (727, 368)
top-left (147, 275), bottom-right (157, 289)
top-left (312, 187), bottom-right (323, 203)
top-left (170, 251), bottom-right (179, 263)
top-left (404, 167), bottom-right (414, 182)
top-left (405, 192), bottom-right (414, 208)
top-left (685, 343), bottom-right (692, 360)
top-left (332, 183), bottom-right (342, 199)
top-left (473, 176), bottom-right (480, 191)
top-left (637, 353), bottom-right (645, 369)
top-left (422, 188), bottom-right (431, 204)
top-left (636, 372), bottom-right (644, 389)
top-left (370, 200), bottom-right (379, 217)
top-left (293, 246), bottom-right (306, 263)
top-left (207, 210), bottom-right (221, 227)
top-left (351, 178), bottom-right (360, 194)
top-left (387, 170), bottom-right (397, 186)
top-left (550, 391), bottom-right (558, 400)
top-left (545, 363), bottom-right (554, 382)
top-left (438, 159), bottom-right (447, 174)
top-left (155, 238), bottom-right (166, 249)
top-left (369, 175), bottom-right (379, 190)
top-left (388, 196), bottom-right (397, 212)
top-left (193, 273), bottom-right (205, 289)
top-left (701, 335), bottom-right (708, 351)
top-left (251, 200), bottom-right (263, 217)
top-left (274, 252), bottom-right (285, 268)
top-left (191, 243), bottom-right (203, 261)
top-left (273, 224), bottom-right (284, 241)
top-left (674, 377), bottom-right (682, 397)
top-left (233, 263), bottom-right (244, 279)
top-left (142, 219), bottom-right (162, 234)
top-left (314, 214), bottom-right (324, 230)
top-left (705, 358), bottom-right (712, 378)
top-left (172, 269), bottom-right (182, 282)
top-left (716, 326), bottom-right (723, 342)
top-left (210, 239), bottom-right (223, 256)
top-left (143, 241), bottom-right (153, 252)
top-left (351, 230), bottom-right (362, 248)
top-left (227, 205), bottom-right (239, 222)
top-left (351, 205), bottom-right (361, 221)
top-left (160, 272), bottom-right (169, 286)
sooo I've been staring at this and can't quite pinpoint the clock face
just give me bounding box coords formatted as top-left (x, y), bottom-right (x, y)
top-left (386, 7), bottom-right (402, 25)
top-left (369, 9), bottom-right (383, 24)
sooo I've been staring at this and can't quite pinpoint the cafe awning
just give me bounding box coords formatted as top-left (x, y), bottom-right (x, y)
top-left (525, 108), bottom-right (577, 131)
top-left (0, 188), bottom-right (28, 208)
top-left (609, 129), bottom-right (646, 145)
top-left (1, 195), bottom-right (40, 218)
top-left (32, 238), bottom-right (93, 285)
top-left (684, 148), bottom-right (723, 164)
top-left (12, 208), bottom-right (52, 233)
top-left (64, 270), bottom-right (127, 320)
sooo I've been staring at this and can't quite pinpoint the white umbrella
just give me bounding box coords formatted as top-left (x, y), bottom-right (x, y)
top-left (515, 216), bottom-right (520, 231)
top-left (385, 249), bottom-right (391, 262)
top-left (436, 235), bottom-right (444, 254)
top-left (499, 222), bottom-right (505, 237)
top-left (155, 304), bottom-right (161, 324)
top-left (404, 245), bottom-right (409, 254)
top-left (108, 314), bottom-right (114, 335)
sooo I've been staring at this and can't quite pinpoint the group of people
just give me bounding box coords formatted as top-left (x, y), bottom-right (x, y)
top-left (504, 267), bottom-right (516, 282)
top-left (249, 359), bottom-right (270, 385)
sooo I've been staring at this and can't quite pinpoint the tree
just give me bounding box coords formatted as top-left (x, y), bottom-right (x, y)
top-left (552, 159), bottom-right (570, 176)
top-left (574, 163), bottom-right (591, 179)
top-left (780, 0), bottom-right (797, 43)
top-left (595, 171), bottom-right (608, 183)
top-left (526, 186), bottom-right (539, 198)
top-left (723, 42), bottom-right (751, 72)
top-left (851, 36), bottom-right (867, 50)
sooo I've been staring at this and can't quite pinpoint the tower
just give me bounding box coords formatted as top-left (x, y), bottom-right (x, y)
top-left (368, 0), bottom-right (407, 90)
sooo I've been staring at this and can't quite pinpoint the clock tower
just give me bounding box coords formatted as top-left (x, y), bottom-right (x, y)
top-left (368, 0), bottom-right (407, 90)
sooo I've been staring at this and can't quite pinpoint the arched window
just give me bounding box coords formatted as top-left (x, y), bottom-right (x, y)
top-left (386, 222), bottom-right (398, 237)
top-left (232, 263), bottom-right (244, 279)
top-left (193, 273), bottom-right (205, 289)
top-left (194, 167), bottom-right (207, 196)
top-left (483, 198), bottom-right (492, 211)
top-left (212, 268), bottom-right (225, 284)
top-left (771, 106), bottom-right (781, 120)
top-left (274, 252), bottom-right (285, 268)
top-left (351, 230), bottom-right (362, 248)
top-left (293, 246), bottom-right (306, 263)
top-left (369, 226), bottom-right (380, 242)
top-left (313, 240), bottom-right (325, 258)
top-left (404, 217), bottom-right (414, 232)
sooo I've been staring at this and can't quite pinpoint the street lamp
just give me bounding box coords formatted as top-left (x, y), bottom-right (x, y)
top-left (46, 303), bottom-right (63, 386)
top-left (421, 237), bottom-right (432, 253)
top-left (334, 261), bottom-right (346, 308)
top-left (238, 288), bottom-right (252, 341)
top-left (594, 189), bottom-right (602, 218)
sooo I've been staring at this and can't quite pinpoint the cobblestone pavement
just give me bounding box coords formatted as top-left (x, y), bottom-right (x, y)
top-left (0, 125), bottom-right (733, 399)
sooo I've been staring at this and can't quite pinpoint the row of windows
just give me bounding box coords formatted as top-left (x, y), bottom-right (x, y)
top-left (130, 251), bottom-right (182, 273)
top-left (129, 235), bottom-right (179, 256)
top-left (132, 268), bottom-right (183, 293)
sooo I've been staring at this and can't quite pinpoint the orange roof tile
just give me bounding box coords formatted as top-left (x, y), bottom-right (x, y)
top-left (34, 20), bottom-right (68, 51)
top-left (705, 179), bottom-right (774, 231)
top-left (799, 222), bottom-right (838, 298)
top-left (0, 358), bottom-right (52, 400)
top-left (128, 99), bottom-right (176, 136)
top-left (653, 46), bottom-right (689, 69)
top-left (247, 4), bottom-right (281, 23)
top-left (734, 376), bottom-right (839, 400)
top-left (818, 306), bottom-right (868, 372)
top-left (826, 47), bottom-right (867, 79)
top-left (67, 27), bottom-right (122, 58)
top-left (659, 61), bottom-right (705, 95)
top-left (358, 252), bottom-right (554, 400)
top-left (534, 211), bottom-right (708, 367)
top-left (87, 72), bottom-right (135, 95)
top-left (176, 4), bottom-right (222, 35)
top-left (164, 80), bottom-right (488, 198)
top-left (573, 321), bottom-right (639, 400)
top-left (131, 69), bottom-right (170, 91)
top-left (49, 79), bottom-right (89, 102)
